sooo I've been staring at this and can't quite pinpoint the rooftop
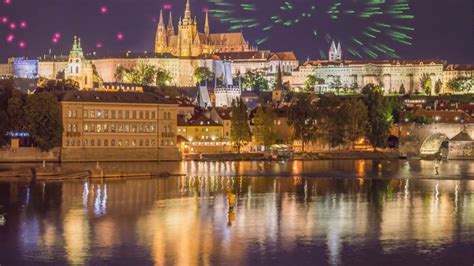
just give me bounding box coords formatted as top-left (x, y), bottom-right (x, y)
top-left (56, 90), bottom-right (175, 104)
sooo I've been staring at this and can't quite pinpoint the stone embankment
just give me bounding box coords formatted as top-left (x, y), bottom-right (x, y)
top-left (0, 166), bottom-right (182, 182)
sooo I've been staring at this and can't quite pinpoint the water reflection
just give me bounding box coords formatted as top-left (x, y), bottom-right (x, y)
top-left (0, 174), bottom-right (473, 265)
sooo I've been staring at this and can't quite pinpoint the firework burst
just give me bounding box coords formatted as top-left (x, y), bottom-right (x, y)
top-left (208, 0), bottom-right (414, 59)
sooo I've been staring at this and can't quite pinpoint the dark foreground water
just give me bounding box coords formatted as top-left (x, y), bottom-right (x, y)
top-left (0, 160), bottom-right (473, 265)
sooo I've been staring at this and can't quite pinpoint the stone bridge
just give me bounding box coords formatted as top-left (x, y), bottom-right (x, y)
top-left (392, 123), bottom-right (474, 157)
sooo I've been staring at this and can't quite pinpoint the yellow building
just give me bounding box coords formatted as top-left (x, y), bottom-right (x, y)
top-left (177, 112), bottom-right (229, 154)
top-left (154, 0), bottom-right (254, 57)
top-left (59, 90), bottom-right (180, 161)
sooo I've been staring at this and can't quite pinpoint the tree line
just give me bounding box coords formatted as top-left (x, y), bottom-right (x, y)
top-left (0, 79), bottom-right (62, 151)
top-left (230, 85), bottom-right (396, 153)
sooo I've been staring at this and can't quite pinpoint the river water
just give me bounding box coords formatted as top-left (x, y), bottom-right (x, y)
top-left (0, 160), bottom-right (473, 265)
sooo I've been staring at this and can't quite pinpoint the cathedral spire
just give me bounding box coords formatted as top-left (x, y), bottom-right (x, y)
top-left (158, 9), bottom-right (164, 26)
top-left (204, 10), bottom-right (210, 36)
top-left (183, 0), bottom-right (192, 24)
top-left (167, 11), bottom-right (175, 36)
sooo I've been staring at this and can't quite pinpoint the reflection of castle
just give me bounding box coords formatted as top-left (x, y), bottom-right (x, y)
top-left (155, 0), bottom-right (255, 57)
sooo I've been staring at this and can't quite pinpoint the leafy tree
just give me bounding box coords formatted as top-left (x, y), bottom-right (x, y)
top-left (274, 66), bottom-right (284, 91)
top-left (230, 98), bottom-right (251, 153)
top-left (304, 74), bottom-right (325, 92)
top-left (447, 77), bottom-right (473, 92)
top-left (156, 68), bottom-right (173, 88)
top-left (419, 73), bottom-right (432, 95)
top-left (399, 84), bottom-right (406, 95)
top-left (361, 83), bottom-right (376, 95)
top-left (193, 67), bottom-right (213, 85)
top-left (316, 95), bottom-right (346, 148)
top-left (330, 76), bottom-right (342, 94)
top-left (115, 64), bottom-right (159, 85)
top-left (343, 98), bottom-right (368, 147)
top-left (288, 94), bottom-right (317, 152)
top-left (350, 82), bottom-right (359, 93)
top-left (92, 63), bottom-right (103, 86)
top-left (0, 110), bottom-right (9, 145)
top-left (56, 70), bottom-right (65, 80)
top-left (37, 79), bottom-right (79, 92)
top-left (434, 79), bottom-right (442, 95)
top-left (253, 105), bottom-right (277, 148)
top-left (241, 70), bottom-right (269, 92)
top-left (364, 86), bottom-right (393, 151)
top-left (7, 90), bottom-right (27, 131)
top-left (24, 92), bottom-right (62, 151)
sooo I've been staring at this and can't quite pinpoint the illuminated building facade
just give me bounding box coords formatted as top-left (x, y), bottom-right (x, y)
top-left (59, 90), bottom-right (180, 161)
top-left (154, 0), bottom-right (254, 57)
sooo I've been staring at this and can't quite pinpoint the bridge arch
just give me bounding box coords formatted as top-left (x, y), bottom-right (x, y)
top-left (420, 133), bottom-right (449, 156)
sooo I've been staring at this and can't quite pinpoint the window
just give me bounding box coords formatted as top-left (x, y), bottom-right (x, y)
top-left (104, 110), bottom-right (109, 119)
top-left (104, 139), bottom-right (108, 147)
top-left (83, 110), bottom-right (88, 118)
top-left (139, 140), bottom-right (144, 146)
top-left (103, 123), bottom-right (108, 133)
top-left (111, 124), bottom-right (116, 133)
top-left (118, 140), bottom-right (123, 146)
top-left (72, 124), bottom-right (77, 133)
top-left (111, 110), bottom-right (116, 119)
top-left (67, 124), bottom-right (72, 132)
top-left (125, 111), bottom-right (129, 119)
top-left (97, 124), bottom-right (102, 133)
top-left (145, 111), bottom-right (149, 120)
top-left (90, 139), bottom-right (95, 147)
top-left (145, 140), bottom-right (149, 146)
top-left (118, 111), bottom-right (123, 119)
top-left (84, 139), bottom-right (88, 146)
top-left (132, 140), bottom-right (136, 146)
top-left (125, 140), bottom-right (129, 147)
top-left (90, 110), bottom-right (95, 118)
top-left (97, 139), bottom-right (101, 147)
top-left (140, 111), bottom-right (144, 119)
top-left (124, 123), bottom-right (130, 133)
top-left (151, 111), bottom-right (156, 119)
top-left (84, 124), bottom-right (89, 132)
top-left (151, 139), bottom-right (156, 146)
top-left (132, 123), bottom-right (137, 133)
top-left (111, 139), bottom-right (115, 146)
top-left (90, 123), bottom-right (95, 132)
top-left (118, 123), bottom-right (123, 133)
top-left (132, 111), bottom-right (137, 119)
top-left (68, 110), bottom-right (72, 118)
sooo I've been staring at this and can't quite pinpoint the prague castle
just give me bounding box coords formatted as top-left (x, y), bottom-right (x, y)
top-left (154, 0), bottom-right (255, 57)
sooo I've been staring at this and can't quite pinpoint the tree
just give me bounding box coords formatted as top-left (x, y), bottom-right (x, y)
top-left (193, 67), bottom-right (213, 85)
top-left (253, 105), bottom-right (277, 148)
top-left (364, 86), bottom-right (393, 151)
top-left (304, 75), bottom-right (324, 92)
top-left (434, 79), bottom-right (442, 95)
top-left (241, 70), bottom-right (269, 92)
top-left (0, 110), bottom-right (9, 146)
top-left (24, 92), bottom-right (62, 151)
top-left (330, 76), bottom-right (342, 94)
top-left (343, 98), bottom-right (368, 148)
top-left (361, 83), bottom-right (376, 95)
top-left (274, 66), bottom-right (284, 91)
top-left (37, 79), bottom-right (79, 92)
top-left (230, 98), bottom-right (251, 154)
top-left (419, 73), bottom-right (432, 95)
top-left (92, 63), bottom-right (103, 86)
top-left (288, 94), bottom-right (317, 152)
top-left (7, 90), bottom-right (27, 131)
top-left (399, 84), bottom-right (406, 95)
top-left (115, 64), bottom-right (159, 85)
top-left (156, 68), bottom-right (173, 88)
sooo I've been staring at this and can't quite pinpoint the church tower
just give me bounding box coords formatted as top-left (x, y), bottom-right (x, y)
top-left (65, 36), bottom-right (93, 89)
top-left (155, 9), bottom-right (168, 53)
top-left (328, 40), bottom-right (342, 61)
top-left (178, 0), bottom-right (197, 57)
top-left (167, 11), bottom-right (175, 37)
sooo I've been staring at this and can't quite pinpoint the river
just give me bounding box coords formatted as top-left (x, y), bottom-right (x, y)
top-left (0, 160), bottom-right (473, 265)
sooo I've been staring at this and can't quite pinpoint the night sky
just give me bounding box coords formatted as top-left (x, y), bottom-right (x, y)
top-left (0, 0), bottom-right (472, 63)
